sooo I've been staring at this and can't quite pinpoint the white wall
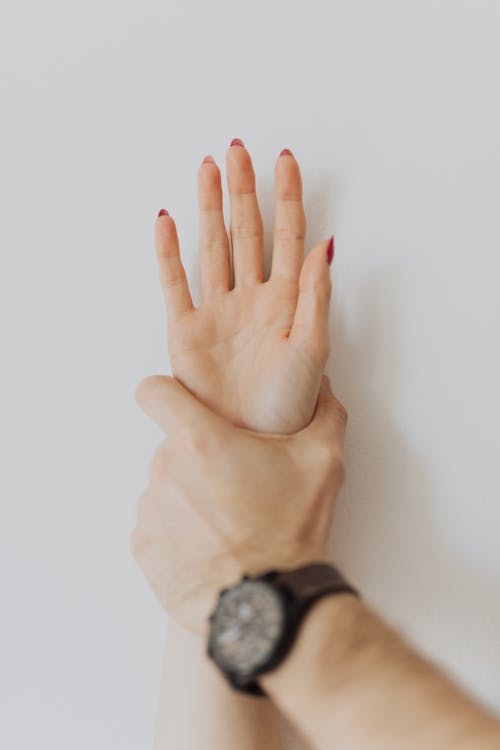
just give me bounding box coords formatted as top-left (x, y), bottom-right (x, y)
top-left (2, 1), bottom-right (499, 747)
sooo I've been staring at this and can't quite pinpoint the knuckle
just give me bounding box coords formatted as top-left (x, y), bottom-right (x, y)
top-left (203, 237), bottom-right (227, 255)
top-left (162, 267), bottom-right (186, 289)
top-left (300, 272), bottom-right (331, 295)
top-left (186, 429), bottom-right (217, 456)
top-left (333, 455), bottom-right (347, 485)
top-left (335, 401), bottom-right (349, 427)
top-left (315, 440), bottom-right (336, 466)
top-left (314, 440), bottom-right (346, 478)
top-left (274, 225), bottom-right (306, 241)
top-left (230, 219), bottom-right (263, 241)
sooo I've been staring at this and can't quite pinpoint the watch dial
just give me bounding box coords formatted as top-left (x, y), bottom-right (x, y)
top-left (210, 580), bottom-right (285, 676)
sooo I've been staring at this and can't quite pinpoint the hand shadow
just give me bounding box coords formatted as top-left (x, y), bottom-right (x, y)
top-left (329, 263), bottom-right (500, 693)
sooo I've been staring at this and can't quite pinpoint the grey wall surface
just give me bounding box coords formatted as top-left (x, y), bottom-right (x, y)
top-left (2, 1), bottom-right (499, 747)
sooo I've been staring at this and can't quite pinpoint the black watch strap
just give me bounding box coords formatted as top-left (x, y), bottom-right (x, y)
top-left (226, 563), bottom-right (359, 696)
top-left (267, 562), bottom-right (358, 604)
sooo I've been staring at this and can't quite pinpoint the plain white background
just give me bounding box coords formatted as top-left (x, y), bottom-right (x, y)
top-left (2, 1), bottom-right (500, 748)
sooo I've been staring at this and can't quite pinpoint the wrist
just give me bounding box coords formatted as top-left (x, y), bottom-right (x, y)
top-left (260, 592), bottom-right (363, 740)
top-left (206, 563), bottom-right (358, 696)
top-left (261, 593), bottom-right (500, 750)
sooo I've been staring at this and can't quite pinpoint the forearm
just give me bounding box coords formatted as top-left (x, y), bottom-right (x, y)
top-left (262, 594), bottom-right (500, 750)
top-left (155, 617), bottom-right (283, 750)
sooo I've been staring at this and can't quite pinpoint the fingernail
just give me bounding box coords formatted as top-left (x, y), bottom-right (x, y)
top-left (280, 148), bottom-right (293, 157)
top-left (230, 138), bottom-right (245, 147)
top-left (202, 155), bottom-right (216, 164)
top-left (326, 235), bottom-right (335, 265)
top-left (158, 209), bottom-right (169, 217)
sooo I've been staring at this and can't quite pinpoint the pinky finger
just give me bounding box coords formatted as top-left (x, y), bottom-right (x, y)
top-left (289, 236), bottom-right (333, 363)
top-left (155, 211), bottom-right (194, 322)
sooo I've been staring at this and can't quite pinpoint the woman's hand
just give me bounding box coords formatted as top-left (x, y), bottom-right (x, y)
top-left (132, 374), bottom-right (348, 634)
top-left (156, 141), bottom-right (334, 433)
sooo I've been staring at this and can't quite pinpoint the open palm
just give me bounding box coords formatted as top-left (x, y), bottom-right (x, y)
top-left (155, 140), bottom-right (334, 433)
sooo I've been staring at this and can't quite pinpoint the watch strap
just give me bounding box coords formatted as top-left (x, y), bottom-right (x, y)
top-left (268, 562), bottom-right (358, 604)
top-left (224, 563), bottom-right (359, 696)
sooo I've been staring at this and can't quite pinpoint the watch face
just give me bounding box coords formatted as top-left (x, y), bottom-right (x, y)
top-left (209, 580), bottom-right (286, 677)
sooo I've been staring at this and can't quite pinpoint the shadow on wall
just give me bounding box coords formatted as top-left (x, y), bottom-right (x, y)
top-left (258, 171), bottom-right (500, 748)
top-left (332, 262), bottom-right (500, 695)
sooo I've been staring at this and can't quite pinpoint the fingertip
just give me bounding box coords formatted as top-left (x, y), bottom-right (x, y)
top-left (299, 239), bottom-right (334, 289)
top-left (226, 140), bottom-right (251, 170)
top-left (155, 211), bottom-right (175, 237)
top-left (135, 375), bottom-right (155, 409)
top-left (274, 149), bottom-right (303, 198)
top-left (135, 378), bottom-right (150, 414)
top-left (156, 210), bottom-right (178, 239)
top-left (135, 375), bottom-right (171, 411)
top-left (198, 157), bottom-right (223, 195)
top-left (155, 210), bottom-right (178, 237)
top-left (155, 212), bottom-right (180, 257)
top-left (326, 235), bottom-right (334, 266)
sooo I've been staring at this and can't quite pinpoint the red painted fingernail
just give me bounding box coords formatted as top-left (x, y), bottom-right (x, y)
top-left (202, 155), bottom-right (216, 164)
top-left (280, 148), bottom-right (293, 157)
top-left (326, 235), bottom-right (335, 265)
top-left (230, 138), bottom-right (245, 147)
top-left (158, 209), bottom-right (169, 217)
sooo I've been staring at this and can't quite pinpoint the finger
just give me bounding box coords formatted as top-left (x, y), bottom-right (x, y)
top-left (289, 374), bottom-right (348, 479)
top-left (226, 139), bottom-right (264, 287)
top-left (135, 375), bottom-right (225, 440)
top-left (155, 212), bottom-right (194, 322)
top-left (289, 237), bottom-right (333, 364)
top-left (270, 149), bottom-right (307, 283)
top-left (308, 375), bottom-right (349, 442)
top-left (197, 156), bottom-right (230, 298)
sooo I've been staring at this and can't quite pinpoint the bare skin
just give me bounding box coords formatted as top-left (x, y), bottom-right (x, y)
top-left (152, 140), bottom-right (334, 748)
top-left (133, 375), bottom-right (346, 634)
top-left (156, 141), bottom-right (333, 434)
top-left (133, 376), bottom-right (500, 750)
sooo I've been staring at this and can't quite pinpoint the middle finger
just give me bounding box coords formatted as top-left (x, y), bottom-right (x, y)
top-left (226, 139), bottom-right (264, 287)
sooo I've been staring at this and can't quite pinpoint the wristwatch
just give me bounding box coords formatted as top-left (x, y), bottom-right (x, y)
top-left (207, 562), bottom-right (359, 696)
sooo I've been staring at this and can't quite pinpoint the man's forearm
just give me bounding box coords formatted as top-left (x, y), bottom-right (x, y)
top-left (261, 594), bottom-right (500, 750)
top-left (155, 618), bottom-right (283, 750)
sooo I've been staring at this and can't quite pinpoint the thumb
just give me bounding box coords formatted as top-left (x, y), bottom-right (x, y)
top-left (305, 375), bottom-right (349, 444)
top-left (135, 375), bottom-right (224, 438)
top-left (290, 237), bottom-right (332, 359)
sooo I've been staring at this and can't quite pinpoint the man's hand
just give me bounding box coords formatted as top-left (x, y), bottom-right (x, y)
top-left (156, 143), bottom-right (333, 434)
top-left (131, 374), bottom-right (348, 635)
